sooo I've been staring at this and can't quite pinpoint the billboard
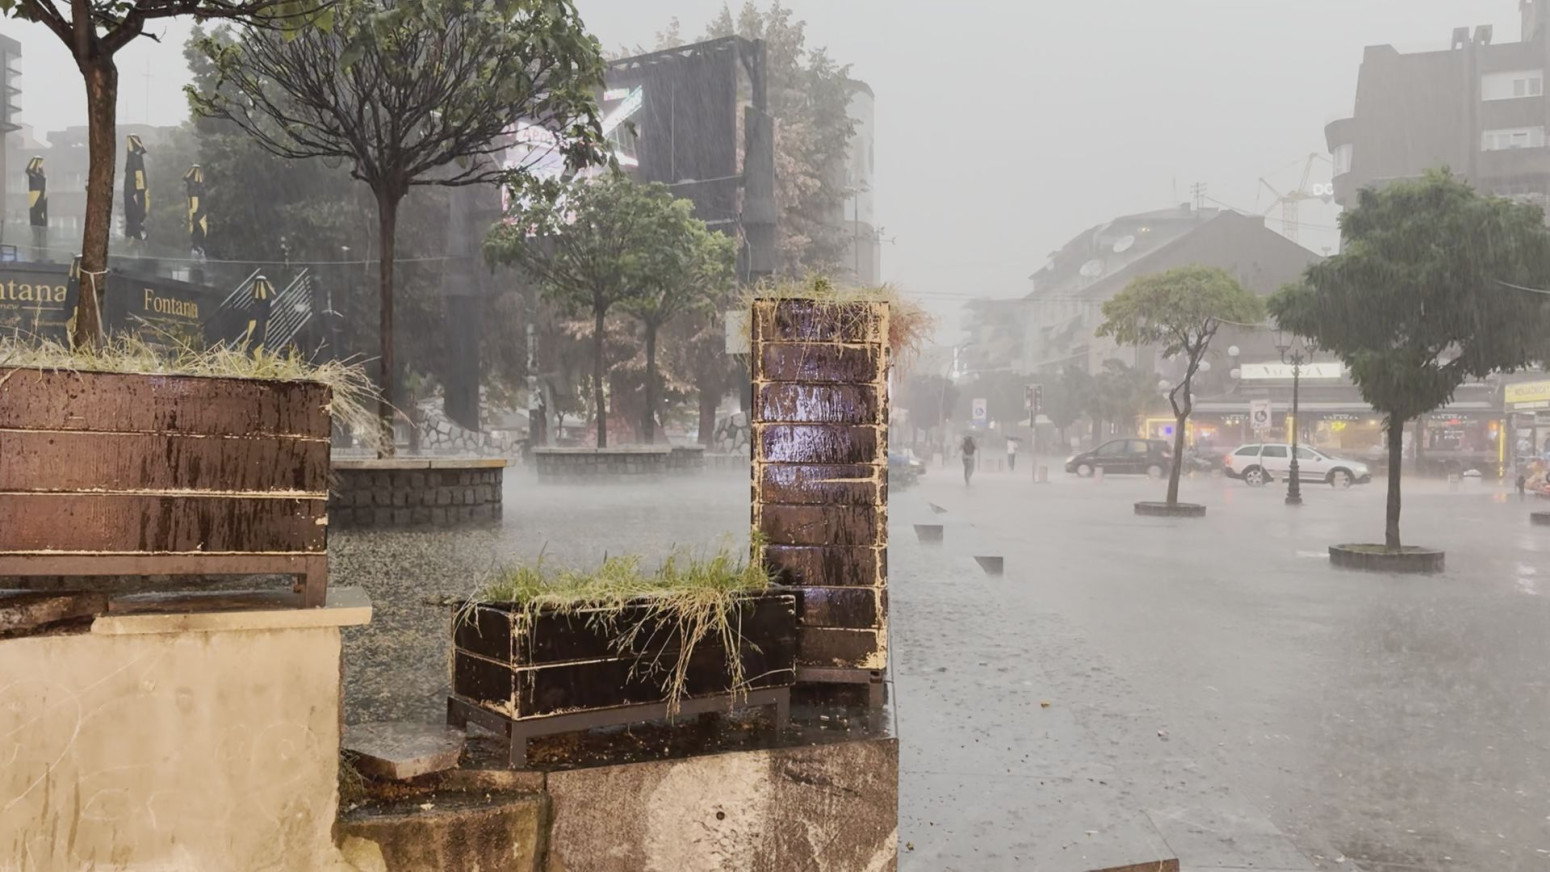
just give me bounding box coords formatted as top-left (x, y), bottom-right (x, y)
top-left (0, 263), bottom-right (74, 342)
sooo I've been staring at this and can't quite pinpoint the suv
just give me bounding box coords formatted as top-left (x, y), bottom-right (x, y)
top-left (1223, 443), bottom-right (1372, 488)
top-left (1065, 438), bottom-right (1174, 478)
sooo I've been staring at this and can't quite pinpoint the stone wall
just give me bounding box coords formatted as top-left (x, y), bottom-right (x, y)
top-left (751, 299), bottom-right (890, 679)
top-left (0, 590), bottom-right (372, 872)
top-left (532, 446), bottom-right (705, 482)
top-left (330, 460), bottom-right (505, 529)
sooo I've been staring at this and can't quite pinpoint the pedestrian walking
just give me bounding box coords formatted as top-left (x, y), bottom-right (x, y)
top-left (1005, 435), bottom-right (1019, 472)
top-left (961, 434), bottom-right (978, 486)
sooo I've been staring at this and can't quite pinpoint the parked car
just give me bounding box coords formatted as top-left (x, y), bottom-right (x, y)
top-left (1065, 439), bottom-right (1174, 478)
top-left (889, 449), bottom-right (926, 488)
top-left (1223, 443), bottom-right (1372, 488)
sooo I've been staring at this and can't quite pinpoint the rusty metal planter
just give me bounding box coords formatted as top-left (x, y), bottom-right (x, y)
top-left (0, 368), bottom-right (330, 606)
top-left (448, 591), bottom-right (797, 767)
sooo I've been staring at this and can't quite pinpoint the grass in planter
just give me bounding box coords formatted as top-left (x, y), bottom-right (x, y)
top-left (464, 540), bottom-right (775, 717)
top-left (740, 275), bottom-right (936, 370)
top-left (0, 335), bottom-right (381, 450)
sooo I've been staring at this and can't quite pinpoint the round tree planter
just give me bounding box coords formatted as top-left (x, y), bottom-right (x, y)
top-left (329, 458), bottom-right (505, 529)
top-left (1328, 544), bottom-right (1445, 574)
top-left (1532, 512), bottom-right (1550, 527)
top-left (1134, 501), bottom-right (1207, 518)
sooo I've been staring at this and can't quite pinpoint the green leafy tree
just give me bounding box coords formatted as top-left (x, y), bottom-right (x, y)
top-left (1270, 170), bottom-right (1550, 551)
top-left (1085, 359), bottom-right (1156, 445)
top-left (622, 215), bottom-right (736, 443)
top-left (1043, 366), bottom-right (1091, 448)
top-left (1099, 265), bottom-right (1263, 506)
top-left (2, 0), bottom-right (326, 347)
top-left (190, 0), bottom-right (607, 455)
top-left (900, 373), bottom-right (959, 436)
top-left (488, 174), bottom-right (701, 447)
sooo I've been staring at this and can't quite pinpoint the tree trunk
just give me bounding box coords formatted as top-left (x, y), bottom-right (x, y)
top-left (71, 60), bottom-right (118, 349)
top-left (1413, 417), bottom-right (1427, 476)
top-left (698, 386), bottom-right (719, 446)
top-left (1386, 414), bottom-right (1404, 552)
top-left (375, 190), bottom-right (402, 459)
top-left (592, 305), bottom-right (608, 448)
top-left (1167, 411), bottom-right (1188, 505)
top-left (643, 322), bottom-right (658, 444)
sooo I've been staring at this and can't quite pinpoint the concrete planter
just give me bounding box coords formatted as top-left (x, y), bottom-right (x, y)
top-left (1134, 501), bottom-right (1207, 518)
top-left (0, 367), bottom-right (330, 605)
top-left (1329, 544), bottom-right (1445, 574)
top-left (531, 445), bottom-right (704, 482)
top-left (330, 458), bottom-right (504, 529)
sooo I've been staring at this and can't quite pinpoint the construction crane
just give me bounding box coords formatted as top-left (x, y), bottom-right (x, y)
top-left (1258, 153), bottom-right (1334, 244)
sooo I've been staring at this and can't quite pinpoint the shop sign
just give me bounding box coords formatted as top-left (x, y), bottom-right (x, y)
top-left (1505, 380), bottom-right (1550, 409)
top-left (1238, 362), bottom-right (1346, 380)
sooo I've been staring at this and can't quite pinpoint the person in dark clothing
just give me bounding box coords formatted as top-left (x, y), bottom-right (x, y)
top-left (961, 435), bottom-right (978, 485)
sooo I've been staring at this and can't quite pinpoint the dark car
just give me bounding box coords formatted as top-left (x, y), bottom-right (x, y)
top-left (888, 449), bottom-right (926, 488)
top-left (1065, 438), bottom-right (1174, 478)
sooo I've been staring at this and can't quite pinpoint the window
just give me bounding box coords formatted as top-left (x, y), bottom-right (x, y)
top-left (1233, 445), bottom-right (1261, 457)
top-left (1128, 441), bottom-right (1150, 455)
top-left (1482, 127), bottom-right (1547, 151)
top-left (1332, 143), bottom-right (1353, 175)
top-left (1261, 445), bottom-right (1289, 459)
top-left (1296, 447), bottom-right (1319, 461)
top-left (1483, 70), bottom-right (1545, 101)
top-left (1096, 441), bottom-right (1126, 457)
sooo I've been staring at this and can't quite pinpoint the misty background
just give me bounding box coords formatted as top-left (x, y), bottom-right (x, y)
top-left (0, 1), bottom-right (1519, 332)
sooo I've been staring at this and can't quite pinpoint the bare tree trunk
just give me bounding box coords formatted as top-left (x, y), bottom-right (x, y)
top-left (698, 384), bottom-right (719, 446)
top-left (71, 60), bottom-right (117, 349)
top-left (643, 321), bottom-right (658, 444)
top-left (376, 190), bottom-right (401, 459)
top-left (1386, 414), bottom-right (1404, 551)
top-left (592, 305), bottom-right (607, 448)
top-left (1167, 411), bottom-right (1188, 505)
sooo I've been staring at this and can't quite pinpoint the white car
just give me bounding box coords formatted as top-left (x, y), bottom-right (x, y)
top-left (1223, 443), bottom-right (1373, 488)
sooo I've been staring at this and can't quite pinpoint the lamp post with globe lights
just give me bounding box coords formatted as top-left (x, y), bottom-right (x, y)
top-left (1276, 331), bottom-right (1310, 506)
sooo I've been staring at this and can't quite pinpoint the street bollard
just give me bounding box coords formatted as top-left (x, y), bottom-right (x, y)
top-left (1035, 464), bottom-right (1049, 484)
top-left (1094, 466), bottom-right (1105, 483)
top-left (1448, 473), bottom-right (1460, 492)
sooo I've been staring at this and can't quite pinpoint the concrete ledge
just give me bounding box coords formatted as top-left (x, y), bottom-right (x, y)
top-left (1134, 501), bottom-right (1207, 518)
top-left (338, 792), bottom-right (545, 872)
top-left (531, 445), bottom-right (706, 482)
top-left (1532, 511), bottom-right (1550, 526)
top-left (1329, 544), bottom-right (1445, 574)
top-left (91, 586), bottom-right (372, 634)
top-left (329, 461), bottom-right (503, 529)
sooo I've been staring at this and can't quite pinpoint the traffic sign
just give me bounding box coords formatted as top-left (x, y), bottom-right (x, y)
top-left (1249, 399), bottom-right (1273, 431)
top-left (972, 397), bottom-right (988, 426)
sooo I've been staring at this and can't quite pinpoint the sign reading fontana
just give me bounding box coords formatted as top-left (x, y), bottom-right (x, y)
top-left (0, 264), bottom-right (75, 342)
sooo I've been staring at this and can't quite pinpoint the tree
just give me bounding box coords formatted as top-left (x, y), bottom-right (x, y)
top-left (1085, 359), bottom-right (1156, 446)
top-left (1270, 170), bottom-right (1550, 551)
top-left (1043, 366), bottom-right (1091, 448)
top-left (487, 174), bottom-right (698, 448)
top-left (697, 2), bottom-right (856, 276)
top-left (622, 214), bottom-right (736, 443)
top-left (2, 0), bottom-right (324, 347)
top-left (190, 0), bottom-right (608, 454)
top-left (1098, 266), bottom-right (1263, 506)
top-left (900, 373), bottom-right (959, 436)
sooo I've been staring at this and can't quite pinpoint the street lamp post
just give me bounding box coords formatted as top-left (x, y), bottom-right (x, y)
top-left (1277, 334), bottom-right (1308, 506)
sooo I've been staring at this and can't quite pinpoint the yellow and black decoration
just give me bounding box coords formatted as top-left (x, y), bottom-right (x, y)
top-left (124, 135), bottom-right (149, 241)
top-left (245, 274), bottom-right (274, 350)
top-left (26, 156), bottom-right (46, 228)
top-left (184, 165), bottom-right (207, 255)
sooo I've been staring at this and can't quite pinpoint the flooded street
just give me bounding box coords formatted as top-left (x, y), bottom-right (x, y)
top-left (335, 464), bottom-right (1550, 871)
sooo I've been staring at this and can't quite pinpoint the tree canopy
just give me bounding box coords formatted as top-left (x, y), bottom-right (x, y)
top-left (1270, 169), bottom-right (1550, 549)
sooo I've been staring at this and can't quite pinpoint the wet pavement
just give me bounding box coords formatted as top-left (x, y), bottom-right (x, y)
top-left (333, 462), bottom-right (1550, 872)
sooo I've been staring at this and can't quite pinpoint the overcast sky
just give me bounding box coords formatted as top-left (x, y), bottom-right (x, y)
top-left (1, 1), bottom-right (1523, 328)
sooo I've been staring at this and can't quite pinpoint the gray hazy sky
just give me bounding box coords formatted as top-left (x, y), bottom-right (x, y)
top-left (1, 1), bottom-right (1522, 325)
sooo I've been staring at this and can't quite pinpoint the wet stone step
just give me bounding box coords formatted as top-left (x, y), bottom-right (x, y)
top-left (343, 722), bottom-right (466, 781)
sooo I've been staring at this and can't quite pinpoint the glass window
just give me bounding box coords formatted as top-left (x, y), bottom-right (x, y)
top-left (1296, 447), bottom-right (1319, 461)
top-left (1483, 69), bottom-right (1545, 101)
top-left (1096, 441), bottom-right (1126, 457)
top-left (1234, 445), bottom-right (1260, 457)
top-left (1129, 441), bottom-right (1150, 455)
top-left (1483, 127), bottom-right (1547, 151)
top-left (1261, 445), bottom-right (1289, 458)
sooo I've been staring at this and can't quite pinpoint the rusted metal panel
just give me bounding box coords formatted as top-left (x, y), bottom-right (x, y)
top-left (763, 545), bottom-right (883, 587)
top-left (0, 368), bottom-right (330, 437)
top-left (0, 430), bottom-right (328, 493)
top-left (757, 344), bottom-right (882, 384)
top-left (756, 383), bottom-right (880, 424)
top-left (0, 493), bottom-right (326, 552)
top-left (759, 464), bottom-right (880, 506)
top-left (761, 505), bottom-right (880, 548)
top-left (758, 425), bottom-right (879, 465)
top-left (797, 626), bottom-right (883, 669)
top-left (795, 586), bottom-right (885, 628)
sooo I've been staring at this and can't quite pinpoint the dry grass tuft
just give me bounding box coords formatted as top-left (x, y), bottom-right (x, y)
top-left (465, 538), bottom-right (774, 716)
top-left (740, 274), bottom-right (935, 370)
top-left (0, 335), bottom-right (382, 451)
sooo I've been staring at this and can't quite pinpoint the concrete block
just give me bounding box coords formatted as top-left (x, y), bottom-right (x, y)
top-left (339, 792), bottom-right (544, 872)
top-left (547, 736), bottom-right (897, 872)
top-left (344, 722), bottom-right (466, 781)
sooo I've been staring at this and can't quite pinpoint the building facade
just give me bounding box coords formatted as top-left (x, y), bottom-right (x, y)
top-left (841, 80), bottom-right (880, 286)
top-left (1326, 5), bottom-right (1550, 213)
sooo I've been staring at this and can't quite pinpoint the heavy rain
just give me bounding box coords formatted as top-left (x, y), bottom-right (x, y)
top-left (0, 2), bottom-right (1548, 871)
